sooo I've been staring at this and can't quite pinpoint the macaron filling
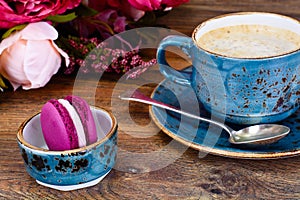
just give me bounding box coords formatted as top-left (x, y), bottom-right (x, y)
top-left (58, 99), bottom-right (87, 147)
top-left (65, 95), bottom-right (98, 145)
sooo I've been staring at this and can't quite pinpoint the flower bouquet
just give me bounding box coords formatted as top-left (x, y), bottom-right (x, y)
top-left (0, 0), bottom-right (188, 91)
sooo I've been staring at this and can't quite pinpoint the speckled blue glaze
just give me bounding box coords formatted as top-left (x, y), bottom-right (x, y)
top-left (158, 12), bottom-right (300, 125)
top-left (150, 79), bottom-right (300, 159)
top-left (17, 108), bottom-right (117, 187)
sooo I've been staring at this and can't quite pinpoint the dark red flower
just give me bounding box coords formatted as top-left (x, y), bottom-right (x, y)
top-left (0, 0), bottom-right (81, 28)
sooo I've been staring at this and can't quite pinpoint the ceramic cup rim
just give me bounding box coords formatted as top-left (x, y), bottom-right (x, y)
top-left (192, 12), bottom-right (300, 59)
top-left (17, 106), bottom-right (117, 155)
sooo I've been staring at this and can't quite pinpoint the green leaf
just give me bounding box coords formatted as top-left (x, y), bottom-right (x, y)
top-left (2, 24), bottom-right (27, 39)
top-left (134, 11), bottom-right (157, 26)
top-left (46, 12), bottom-right (77, 23)
top-left (0, 75), bottom-right (8, 92)
top-left (75, 4), bottom-right (98, 17)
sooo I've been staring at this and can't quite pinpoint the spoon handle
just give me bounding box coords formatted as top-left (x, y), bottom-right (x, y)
top-left (119, 89), bottom-right (234, 134)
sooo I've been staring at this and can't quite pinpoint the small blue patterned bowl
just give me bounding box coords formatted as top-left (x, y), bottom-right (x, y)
top-left (17, 107), bottom-right (117, 191)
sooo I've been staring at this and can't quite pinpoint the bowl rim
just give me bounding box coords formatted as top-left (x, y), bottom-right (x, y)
top-left (17, 106), bottom-right (117, 154)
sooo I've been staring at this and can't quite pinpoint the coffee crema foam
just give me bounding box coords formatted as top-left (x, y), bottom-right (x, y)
top-left (197, 24), bottom-right (300, 58)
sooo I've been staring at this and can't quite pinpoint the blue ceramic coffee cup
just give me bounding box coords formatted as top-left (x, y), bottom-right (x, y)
top-left (157, 12), bottom-right (300, 125)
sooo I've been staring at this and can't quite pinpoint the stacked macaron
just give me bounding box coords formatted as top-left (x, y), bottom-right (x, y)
top-left (40, 95), bottom-right (98, 151)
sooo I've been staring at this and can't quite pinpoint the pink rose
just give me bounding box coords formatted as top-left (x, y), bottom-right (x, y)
top-left (85, 0), bottom-right (145, 21)
top-left (0, 0), bottom-right (81, 29)
top-left (0, 22), bottom-right (69, 90)
top-left (161, 0), bottom-right (189, 7)
top-left (128, 0), bottom-right (161, 11)
top-left (128, 0), bottom-right (189, 11)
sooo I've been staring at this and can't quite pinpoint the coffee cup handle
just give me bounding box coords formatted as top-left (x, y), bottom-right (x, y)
top-left (157, 35), bottom-right (193, 86)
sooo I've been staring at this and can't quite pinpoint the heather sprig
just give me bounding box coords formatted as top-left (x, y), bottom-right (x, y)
top-left (58, 36), bottom-right (156, 78)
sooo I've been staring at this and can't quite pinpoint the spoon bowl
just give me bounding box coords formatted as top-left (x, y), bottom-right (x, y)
top-left (119, 89), bottom-right (290, 148)
top-left (230, 124), bottom-right (290, 147)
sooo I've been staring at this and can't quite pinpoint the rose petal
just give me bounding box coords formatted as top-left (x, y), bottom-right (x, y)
top-left (0, 40), bottom-right (27, 90)
top-left (161, 0), bottom-right (189, 7)
top-left (22, 40), bottom-right (61, 90)
top-left (21, 22), bottom-right (58, 40)
top-left (0, 31), bottom-right (22, 54)
top-left (52, 41), bottom-right (70, 66)
top-left (113, 16), bottom-right (127, 33)
top-left (128, 0), bottom-right (162, 11)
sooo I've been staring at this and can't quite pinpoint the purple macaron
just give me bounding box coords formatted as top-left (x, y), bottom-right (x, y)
top-left (40, 95), bottom-right (97, 151)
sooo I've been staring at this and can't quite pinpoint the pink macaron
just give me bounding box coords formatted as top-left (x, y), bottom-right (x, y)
top-left (40, 95), bottom-right (97, 151)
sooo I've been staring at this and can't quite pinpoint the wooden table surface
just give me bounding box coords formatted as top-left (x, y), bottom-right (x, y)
top-left (1, 0), bottom-right (300, 199)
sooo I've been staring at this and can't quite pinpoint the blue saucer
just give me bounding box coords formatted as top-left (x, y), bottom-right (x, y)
top-left (149, 79), bottom-right (300, 159)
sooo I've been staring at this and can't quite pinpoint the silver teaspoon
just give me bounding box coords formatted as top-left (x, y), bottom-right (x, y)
top-left (119, 89), bottom-right (290, 147)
